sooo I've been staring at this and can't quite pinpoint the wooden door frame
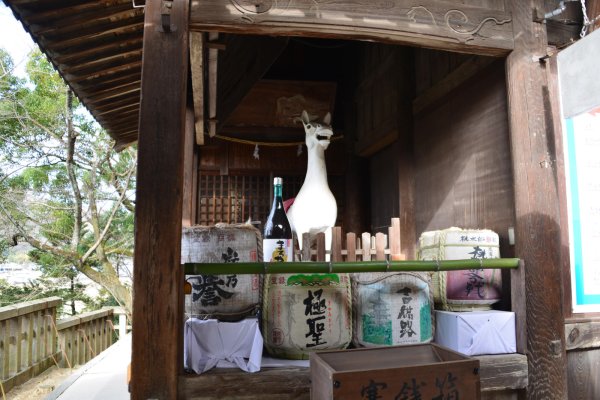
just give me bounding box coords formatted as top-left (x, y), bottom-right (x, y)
top-left (132, 0), bottom-right (569, 398)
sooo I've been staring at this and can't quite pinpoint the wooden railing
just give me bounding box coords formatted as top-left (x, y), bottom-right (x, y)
top-left (0, 297), bottom-right (62, 393)
top-left (56, 308), bottom-right (115, 368)
top-left (1, 298), bottom-right (117, 394)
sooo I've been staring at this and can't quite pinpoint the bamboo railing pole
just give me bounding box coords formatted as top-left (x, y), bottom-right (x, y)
top-left (184, 258), bottom-right (520, 275)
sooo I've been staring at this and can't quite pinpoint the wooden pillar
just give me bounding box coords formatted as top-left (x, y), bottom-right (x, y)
top-left (505, 0), bottom-right (568, 398)
top-left (131, 0), bottom-right (189, 399)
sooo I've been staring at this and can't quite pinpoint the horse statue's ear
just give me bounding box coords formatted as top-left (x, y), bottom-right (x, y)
top-left (301, 110), bottom-right (310, 125)
top-left (323, 112), bottom-right (331, 125)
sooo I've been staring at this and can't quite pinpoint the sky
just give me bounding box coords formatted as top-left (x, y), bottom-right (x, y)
top-left (0, 3), bottom-right (37, 78)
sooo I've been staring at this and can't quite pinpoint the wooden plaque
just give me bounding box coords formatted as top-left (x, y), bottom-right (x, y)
top-left (310, 343), bottom-right (480, 400)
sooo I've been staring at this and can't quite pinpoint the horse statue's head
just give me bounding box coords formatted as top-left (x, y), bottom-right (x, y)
top-left (300, 110), bottom-right (333, 151)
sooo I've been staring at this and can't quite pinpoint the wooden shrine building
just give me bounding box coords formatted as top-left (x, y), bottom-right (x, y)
top-left (4, 0), bottom-right (600, 399)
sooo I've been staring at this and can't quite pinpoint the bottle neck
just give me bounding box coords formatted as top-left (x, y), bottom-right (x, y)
top-left (273, 183), bottom-right (283, 200)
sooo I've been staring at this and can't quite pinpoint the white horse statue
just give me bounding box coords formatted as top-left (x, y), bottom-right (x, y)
top-left (287, 110), bottom-right (337, 258)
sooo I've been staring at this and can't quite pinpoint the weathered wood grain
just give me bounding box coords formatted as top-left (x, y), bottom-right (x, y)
top-left (565, 321), bottom-right (600, 350)
top-left (505, 0), bottom-right (568, 398)
top-left (477, 353), bottom-right (528, 391)
top-left (354, 44), bottom-right (402, 157)
top-left (190, 0), bottom-right (514, 56)
top-left (567, 348), bottom-right (600, 400)
top-left (413, 60), bottom-right (514, 240)
top-left (131, 0), bottom-right (189, 399)
top-left (413, 55), bottom-right (495, 115)
top-left (190, 32), bottom-right (205, 145)
top-left (179, 368), bottom-right (311, 399)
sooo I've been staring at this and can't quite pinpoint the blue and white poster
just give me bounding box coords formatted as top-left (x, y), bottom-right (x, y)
top-left (558, 28), bottom-right (600, 313)
top-left (563, 108), bottom-right (600, 312)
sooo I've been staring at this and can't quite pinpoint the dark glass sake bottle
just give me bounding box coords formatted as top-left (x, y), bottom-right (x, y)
top-left (263, 177), bottom-right (293, 262)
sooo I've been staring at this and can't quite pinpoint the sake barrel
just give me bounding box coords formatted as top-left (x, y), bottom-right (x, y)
top-left (262, 273), bottom-right (352, 359)
top-left (418, 227), bottom-right (502, 311)
top-left (182, 224), bottom-right (262, 321)
top-left (352, 272), bottom-right (433, 347)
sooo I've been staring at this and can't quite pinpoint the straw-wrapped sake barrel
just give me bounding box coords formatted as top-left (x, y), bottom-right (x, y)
top-left (418, 227), bottom-right (502, 311)
top-left (352, 272), bottom-right (433, 347)
top-left (181, 224), bottom-right (262, 321)
top-left (262, 273), bottom-right (352, 359)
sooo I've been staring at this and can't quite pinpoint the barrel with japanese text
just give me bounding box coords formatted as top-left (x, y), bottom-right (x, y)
top-left (181, 224), bottom-right (262, 321)
top-left (352, 272), bottom-right (433, 347)
top-left (262, 273), bottom-right (352, 359)
top-left (418, 227), bottom-right (502, 311)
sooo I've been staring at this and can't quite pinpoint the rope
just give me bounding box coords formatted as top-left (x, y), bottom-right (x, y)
top-left (79, 329), bottom-right (96, 359)
top-left (47, 314), bottom-right (72, 369)
top-left (106, 319), bottom-right (116, 333)
top-left (214, 134), bottom-right (344, 147)
top-left (106, 318), bottom-right (120, 341)
top-left (581, 0), bottom-right (591, 37)
top-left (1, 379), bottom-right (6, 400)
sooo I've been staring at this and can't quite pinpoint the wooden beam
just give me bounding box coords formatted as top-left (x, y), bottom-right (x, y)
top-left (190, 0), bottom-right (514, 56)
top-left (565, 321), bottom-right (600, 350)
top-left (505, 0), bottom-right (568, 398)
top-left (52, 34), bottom-right (143, 65)
top-left (44, 21), bottom-right (144, 51)
top-left (131, 0), bottom-right (189, 399)
top-left (65, 60), bottom-right (142, 83)
top-left (59, 49), bottom-right (143, 75)
top-left (190, 32), bottom-right (205, 145)
top-left (207, 32), bottom-right (218, 138)
top-left (22, 0), bottom-right (132, 23)
top-left (477, 353), bottom-right (529, 392)
top-left (182, 107), bottom-right (198, 227)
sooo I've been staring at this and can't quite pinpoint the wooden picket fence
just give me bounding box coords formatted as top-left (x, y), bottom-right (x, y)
top-left (299, 217), bottom-right (405, 262)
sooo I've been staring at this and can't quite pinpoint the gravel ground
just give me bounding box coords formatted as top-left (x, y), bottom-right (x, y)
top-left (3, 366), bottom-right (80, 400)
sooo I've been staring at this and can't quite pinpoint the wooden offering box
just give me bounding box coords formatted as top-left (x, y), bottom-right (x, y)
top-left (310, 343), bottom-right (480, 400)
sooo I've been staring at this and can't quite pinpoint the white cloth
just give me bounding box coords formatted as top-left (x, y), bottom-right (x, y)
top-left (184, 318), bottom-right (263, 374)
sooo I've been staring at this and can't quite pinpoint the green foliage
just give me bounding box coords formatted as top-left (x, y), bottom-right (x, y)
top-left (0, 238), bottom-right (8, 263)
top-left (0, 277), bottom-right (95, 317)
top-left (0, 46), bottom-right (136, 313)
